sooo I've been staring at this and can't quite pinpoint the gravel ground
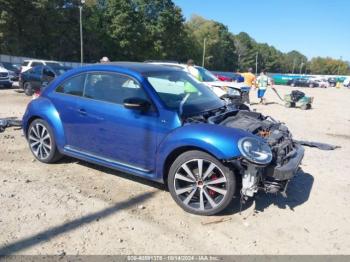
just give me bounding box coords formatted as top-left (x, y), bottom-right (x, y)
top-left (0, 85), bottom-right (349, 255)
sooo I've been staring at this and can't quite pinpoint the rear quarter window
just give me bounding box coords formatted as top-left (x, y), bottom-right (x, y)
top-left (22, 61), bottom-right (29, 66)
top-left (56, 74), bottom-right (85, 96)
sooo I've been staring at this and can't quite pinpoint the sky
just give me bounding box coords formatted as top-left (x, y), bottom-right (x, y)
top-left (173, 0), bottom-right (350, 61)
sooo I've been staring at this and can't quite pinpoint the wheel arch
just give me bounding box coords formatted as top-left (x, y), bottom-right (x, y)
top-left (24, 115), bottom-right (41, 138)
top-left (22, 98), bottom-right (66, 150)
top-left (161, 146), bottom-right (217, 185)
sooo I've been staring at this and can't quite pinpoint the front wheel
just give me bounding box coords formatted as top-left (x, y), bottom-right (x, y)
top-left (24, 82), bottom-right (34, 96)
top-left (27, 119), bottom-right (62, 163)
top-left (168, 150), bottom-right (236, 216)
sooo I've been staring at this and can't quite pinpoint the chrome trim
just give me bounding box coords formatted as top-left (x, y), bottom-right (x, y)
top-left (64, 145), bottom-right (151, 173)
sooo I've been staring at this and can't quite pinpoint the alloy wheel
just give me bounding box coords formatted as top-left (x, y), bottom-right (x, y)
top-left (173, 159), bottom-right (228, 212)
top-left (28, 123), bottom-right (52, 160)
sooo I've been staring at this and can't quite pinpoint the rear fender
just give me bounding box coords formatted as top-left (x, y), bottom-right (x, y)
top-left (22, 98), bottom-right (65, 150)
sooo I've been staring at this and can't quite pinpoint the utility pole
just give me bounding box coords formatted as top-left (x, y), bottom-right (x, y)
top-left (255, 52), bottom-right (258, 75)
top-left (79, 0), bottom-right (85, 66)
top-left (238, 54), bottom-right (241, 70)
top-left (337, 56), bottom-right (343, 75)
top-left (202, 38), bottom-right (207, 67)
top-left (299, 62), bottom-right (304, 75)
top-left (292, 59), bottom-right (296, 74)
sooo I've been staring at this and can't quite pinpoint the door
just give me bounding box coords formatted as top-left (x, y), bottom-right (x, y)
top-left (50, 73), bottom-right (86, 147)
top-left (42, 67), bottom-right (56, 88)
top-left (73, 72), bottom-right (162, 172)
top-left (30, 65), bottom-right (44, 90)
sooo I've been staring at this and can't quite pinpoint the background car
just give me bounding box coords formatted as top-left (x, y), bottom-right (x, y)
top-left (287, 78), bottom-right (319, 88)
top-left (0, 66), bottom-right (13, 88)
top-left (19, 64), bottom-right (72, 96)
top-left (211, 71), bottom-right (242, 82)
top-left (328, 77), bottom-right (337, 87)
top-left (20, 59), bottom-right (62, 73)
top-left (312, 77), bottom-right (330, 88)
top-left (148, 62), bottom-right (246, 98)
top-left (343, 77), bottom-right (350, 87)
top-left (0, 62), bottom-right (20, 81)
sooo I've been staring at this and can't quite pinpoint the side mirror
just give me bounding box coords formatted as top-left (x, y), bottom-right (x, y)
top-left (123, 97), bottom-right (150, 111)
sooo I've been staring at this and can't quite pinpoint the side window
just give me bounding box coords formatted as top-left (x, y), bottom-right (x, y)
top-left (56, 74), bottom-right (85, 96)
top-left (31, 62), bottom-right (43, 67)
top-left (83, 73), bottom-right (148, 105)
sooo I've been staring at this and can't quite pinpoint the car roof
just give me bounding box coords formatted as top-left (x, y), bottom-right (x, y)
top-left (96, 62), bottom-right (182, 73)
top-left (148, 62), bottom-right (187, 69)
top-left (24, 59), bottom-right (60, 63)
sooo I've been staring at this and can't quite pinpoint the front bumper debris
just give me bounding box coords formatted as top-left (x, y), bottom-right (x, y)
top-left (265, 144), bottom-right (304, 181)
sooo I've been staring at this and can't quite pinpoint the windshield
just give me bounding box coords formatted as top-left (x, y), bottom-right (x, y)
top-left (195, 66), bottom-right (218, 82)
top-left (1, 62), bottom-right (19, 71)
top-left (146, 70), bottom-right (224, 116)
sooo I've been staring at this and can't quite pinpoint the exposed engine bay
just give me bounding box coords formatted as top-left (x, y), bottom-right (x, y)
top-left (184, 107), bottom-right (304, 200)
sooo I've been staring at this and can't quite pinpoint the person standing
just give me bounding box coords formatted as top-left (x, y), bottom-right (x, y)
top-left (240, 68), bottom-right (256, 105)
top-left (241, 68), bottom-right (256, 88)
top-left (100, 56), bottom-right (110, 63)
top-left (186, 59), bottom-right (202, 81)
top-left (256, 69), bottom-right (270, 104)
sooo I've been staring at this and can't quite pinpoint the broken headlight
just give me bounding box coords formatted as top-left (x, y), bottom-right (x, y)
top-left (238, 137), bottom-right (273, 165)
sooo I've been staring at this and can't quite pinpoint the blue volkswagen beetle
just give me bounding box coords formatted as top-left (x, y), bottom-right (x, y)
top-left (22, 62), bottom-right (304, 215)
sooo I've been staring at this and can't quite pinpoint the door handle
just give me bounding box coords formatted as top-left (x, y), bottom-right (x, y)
top-left (77, 108), bottom-right (87, 115)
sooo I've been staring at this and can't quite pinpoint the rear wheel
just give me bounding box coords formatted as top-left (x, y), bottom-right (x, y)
top-left (24, 82), bottom-right (34, 96)
top-left (168, 150), bottom-right (236, 216)
top-left (291, 83), bottom-right (295, 87)
top-left (309, 83), bottom-right (314, 88)
top-left (27, 119), bottom-right (62, 163)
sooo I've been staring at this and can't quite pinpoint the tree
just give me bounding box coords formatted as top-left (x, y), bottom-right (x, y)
top-left (310, 57), bottom-right (349, 75)
top-left (0, 0), bottom-right (347, 75)
top-left (234, 32), bottom-right (257, 71)
top-left (186, 15), bottom-right (237, 71)
top-left (281, 51), bottom-right (308, 73)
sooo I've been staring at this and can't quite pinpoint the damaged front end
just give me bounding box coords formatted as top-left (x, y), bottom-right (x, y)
top-left (220, 110), bottom-right (304, 198)
top-left (185, 109), bottom-right (304, 200)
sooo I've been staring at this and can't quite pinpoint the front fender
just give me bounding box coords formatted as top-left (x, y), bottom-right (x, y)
top-left (155, 123), bottom-right (256, 181)
top-left (22, 97), bottom-right (65, 150)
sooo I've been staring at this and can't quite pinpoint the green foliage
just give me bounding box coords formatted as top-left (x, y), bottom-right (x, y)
top-left (234, 32), bottom-right (257, 71)
top-left (310, 57), bottom-right (349, 75)
top-left (185, 15), bottom-right (237, 70)
top-left (0, 1), bottom-right (348, 75)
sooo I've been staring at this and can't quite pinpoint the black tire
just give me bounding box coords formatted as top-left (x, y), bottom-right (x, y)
top-left (24, 82), bottom-right (34, 96)
top-left (168, 150), bottom-right (236, 216)
top-left (5, 84), bottom-right (13, 89)
top-left (27, 119), bottom-right (63, 163)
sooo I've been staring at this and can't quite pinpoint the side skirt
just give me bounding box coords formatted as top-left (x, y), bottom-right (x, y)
top-left (63, 145), bottom-right (162, 183)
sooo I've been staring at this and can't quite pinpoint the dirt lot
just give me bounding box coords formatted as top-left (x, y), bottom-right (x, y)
top-left (0, 86), bottom-right (350, 255)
